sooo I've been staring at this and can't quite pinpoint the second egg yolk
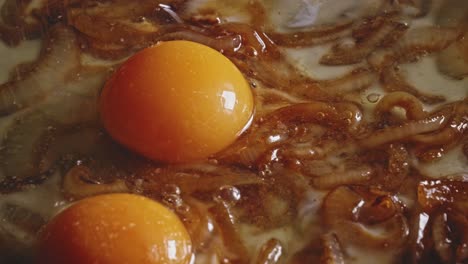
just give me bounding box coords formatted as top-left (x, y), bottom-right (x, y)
top-left (100, 40), bottom-right (254, 163)
top-left (37, 193), bottom-right (192, 264)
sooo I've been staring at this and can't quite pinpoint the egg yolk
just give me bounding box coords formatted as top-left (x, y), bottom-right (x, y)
top-left (37, 193), bottom-right (192, 264)
top-left (100, 40), bottom-right (254, 163)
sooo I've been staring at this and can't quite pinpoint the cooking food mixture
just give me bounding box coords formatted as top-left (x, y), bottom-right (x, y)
top-left (0, 0), bottom-right (467, 263)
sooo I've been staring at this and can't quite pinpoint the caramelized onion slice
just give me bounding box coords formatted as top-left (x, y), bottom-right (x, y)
top-left (0, 25), bottom-right (80, 115)
top-left (62, 165), bottom-right (128, 199)
top-left (254, 238), bottom-right (284, 264)
top-left (359, 111), bottom-right (448, 149)
top-left (411, 102), bottom-right (467, 146)
top-left (320, 21), bottom-right (407, 65)
top-left (320, 233), bottom-right (345, 264)
top-left (323, 186), bottom-right (409, 248)
top-left (369, 27), bottom-right (460, 69)
top-left (375, 91), bottom-right (427, 121)
top-left (417, 180), bottom-right (468, 213)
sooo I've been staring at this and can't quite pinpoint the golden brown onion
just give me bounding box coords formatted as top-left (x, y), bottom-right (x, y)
top-left (375, 91), bottom-right (427, 121)
top-left (322, 186), bottom-right (409, 248)
top-left (62, 165), bottom-right (128, 199)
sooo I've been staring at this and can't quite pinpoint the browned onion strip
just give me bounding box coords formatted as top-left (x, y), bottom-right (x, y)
top-left (312, 166), bottom-right (373, 189)
top-left (138, 167), bottom-right (263, 195)
top-left (68, 10), bottom-right (160, 46)
top-left (320, 21), bottom-right (407, 65)
top-left (384, 143), bottom-right (410, 190)
top-left (156, 31), bottom-right (242, 54)
top-left (323, 186), bottom-right (409, 248)
top-left (84, 36), bottom-right (132, 60)
top-left (417, 180), bottom-right (468, 213)
top-left (320, 233), bottom-right (345, 264)
top-left (368, 27), bottom-right (460, 69)
top-left (432, 212), bottom-right (453, 263)
top-left (0, 25), bottom-right (80, 115)
top-left (451, 212), bottom-right (468, 262)
top-left (217, 23), bottom-right (280, 58)
top-left (359, 113), bottom-right (448, 149)
top-left (62, 165), bottom-right (128, 199)
top-left (375, 91), bottom-right (427, 121)
top-left (411, 102), bottom-right (467, 146)
top-left (0, 23), bottom-right (24, 46)
top-left (380, 66), bottom-right (445, 104)
top-left (318, 68), bottom-right (376, 95)
top-left (254, 238), bottom-right (284, 264)
top-left (208, 203), bottom-right (249, 263)
top-left (260, 102), bottom-right (349, 130)
top-left (267, 21), bottom-right (353, 47)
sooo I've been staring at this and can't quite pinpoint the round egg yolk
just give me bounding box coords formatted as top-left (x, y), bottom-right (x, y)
top-left (37, 193), bottom-right (192, 264)
top-left (100, 40), bottom-right (254, 163)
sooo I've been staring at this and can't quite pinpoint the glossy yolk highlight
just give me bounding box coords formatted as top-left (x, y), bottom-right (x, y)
top-left (37, 193), bottom-right (192, 264)
top-left (100, 40), bottom-right (254, 163)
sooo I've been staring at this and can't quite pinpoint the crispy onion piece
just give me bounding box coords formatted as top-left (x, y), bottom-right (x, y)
top-left (359, 111), bottom-right (448, 149)
top-left (0, 25), bottom-right (80, 115)
top-left (320, 233), bottom-right (345, 264)
top-left (320, 20), bottom-right (407, 65)
top-left (62, 165), bottom-right (128, 199)
top-left (322, 186), bottom-right (409, 248)
top-left (380, 66), bottom-right (446, 104)
top-left (437, 33), bottom-right (468, 79)
top-left (375, 91), bottom-right (427, 121)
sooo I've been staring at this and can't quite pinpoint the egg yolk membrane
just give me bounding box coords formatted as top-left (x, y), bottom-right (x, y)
top-left (100, 40), bottom-right (254, 163)
top-left (37, 193), bottom-right (192, 264)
